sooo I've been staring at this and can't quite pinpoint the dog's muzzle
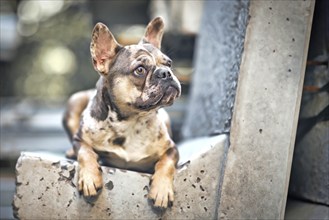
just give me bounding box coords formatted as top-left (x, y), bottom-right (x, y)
top-left (154, 68), bottom-right (181, 105)
top-left (134, 68), bottom-right (181, 110)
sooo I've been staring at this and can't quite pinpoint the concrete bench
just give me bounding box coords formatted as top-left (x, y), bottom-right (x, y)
top-left (13, 135), bottom-right (228, 219)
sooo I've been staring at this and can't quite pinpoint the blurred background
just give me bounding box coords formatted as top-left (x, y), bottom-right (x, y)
top-left (0, 0), bottom-right (202, 218)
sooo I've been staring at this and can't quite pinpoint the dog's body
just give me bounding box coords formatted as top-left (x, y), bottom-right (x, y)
top-left (63, 17), bottom-right (181, 208)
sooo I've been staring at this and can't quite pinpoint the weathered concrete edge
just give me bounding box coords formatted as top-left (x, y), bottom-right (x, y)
top-left (13, 134), bottom-right (228, 219)
top-left (218, 1), bottom-right (315, 219)
top-left (280, 2), bottom-right (315, 217)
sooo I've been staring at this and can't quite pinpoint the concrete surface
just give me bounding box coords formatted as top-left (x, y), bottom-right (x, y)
top-left (218, 1), bottom-right (315, 219)
top-left (4, 171), bottom-right (328, 220)
top-left (182, 0), bottom-right (249, 138)
top-left (13, 135), bottom-right (228, 219)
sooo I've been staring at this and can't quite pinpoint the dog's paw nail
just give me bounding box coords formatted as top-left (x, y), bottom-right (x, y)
top-left (168, 201), bottom-right (173, 207)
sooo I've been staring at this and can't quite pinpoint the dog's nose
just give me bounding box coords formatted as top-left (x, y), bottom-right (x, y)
top-left (155, 68), bottom-right (172, 80)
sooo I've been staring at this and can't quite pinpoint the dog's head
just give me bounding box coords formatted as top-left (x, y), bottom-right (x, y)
top-left (90, 17), bottom-right (181, 117)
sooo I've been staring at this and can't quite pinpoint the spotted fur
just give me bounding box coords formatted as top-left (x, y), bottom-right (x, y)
top-left (62, 17), bottom-right (181, 209)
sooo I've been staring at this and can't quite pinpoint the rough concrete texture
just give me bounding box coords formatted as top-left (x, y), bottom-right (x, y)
top-left (13, 135), bottom-right (227, 219)
top-left (218, 1), bottom-right (315, 219)
top-left (182, 0), bottom-right (249, 138)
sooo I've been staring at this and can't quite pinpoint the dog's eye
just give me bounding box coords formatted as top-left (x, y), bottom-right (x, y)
top-left (134, 66), bottom-right (147, 76)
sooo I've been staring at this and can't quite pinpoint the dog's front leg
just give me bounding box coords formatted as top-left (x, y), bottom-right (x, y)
top-left (149, 147), bottom-right (179, 208)
top-left (77, 143), bottom-right (103, 197)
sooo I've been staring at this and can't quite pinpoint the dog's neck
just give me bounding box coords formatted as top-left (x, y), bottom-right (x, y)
top-left (89, 77), bottom-right (125, 121)
top-left (90, 77), bottom-right (156, 122)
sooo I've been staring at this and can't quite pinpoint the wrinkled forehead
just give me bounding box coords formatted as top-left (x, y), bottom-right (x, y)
top-left (111, 44), bottom-right (172, 74)
top-left (121, 43), bottom-right (171, 63)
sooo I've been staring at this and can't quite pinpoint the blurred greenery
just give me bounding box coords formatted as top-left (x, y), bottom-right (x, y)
top-left (3, 1), bottom-right (98, 100)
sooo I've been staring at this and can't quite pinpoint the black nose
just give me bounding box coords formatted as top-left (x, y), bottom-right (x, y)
top-left (155, 68), bottom-right (172, 79)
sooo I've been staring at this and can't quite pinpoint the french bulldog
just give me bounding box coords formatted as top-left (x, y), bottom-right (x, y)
top-left (62, 17), bottom-right (181, 209)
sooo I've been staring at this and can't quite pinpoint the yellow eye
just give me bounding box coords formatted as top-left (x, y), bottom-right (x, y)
top-left (134, 66), bottom-right (147, 76)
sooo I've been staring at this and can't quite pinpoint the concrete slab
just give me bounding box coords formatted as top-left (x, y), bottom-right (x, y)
top-left (13, 135), bottom-right (228, 219)
top-left (218, 1), bottom-right (315, 219)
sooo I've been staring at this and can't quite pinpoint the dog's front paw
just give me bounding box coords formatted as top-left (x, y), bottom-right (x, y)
top-left (78, 167), bottom-right (103, 197)
top-left (148, 173), bottom-right (174, 209)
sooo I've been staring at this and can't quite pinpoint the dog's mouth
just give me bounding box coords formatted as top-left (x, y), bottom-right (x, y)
top-left (134, 84), bottom-right (180, 111)
top-left (160, 85), bottom-right (180, 105)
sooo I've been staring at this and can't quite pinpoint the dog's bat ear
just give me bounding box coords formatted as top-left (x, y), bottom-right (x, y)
top-left (140, 17), bottom-right (164, 49)
top-left (90, 22), bottom-right (121, 75)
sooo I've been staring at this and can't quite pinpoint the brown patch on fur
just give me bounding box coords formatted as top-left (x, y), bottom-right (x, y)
top-left (62, 90), bottom-right (92, 142)
top-left (63, 90), bottom-right (94, 159)
top-left (165, 147), bottom-right (179, 164)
